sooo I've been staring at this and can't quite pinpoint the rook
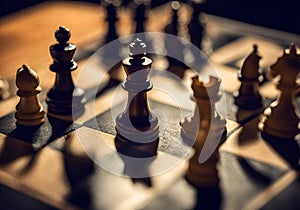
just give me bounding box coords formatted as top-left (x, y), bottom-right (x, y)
top-left (181, 76), bottom-right (226, 187)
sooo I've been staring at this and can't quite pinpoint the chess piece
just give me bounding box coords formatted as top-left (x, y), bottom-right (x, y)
top-left (46, 26), bottom-right (85, 117)
top-left (234, 44), bottom-right (263, 110)
top-left (15, 64), bottom-right (45, 126)
top-left (0, 76), bottom-right (10, 100)
top-left (164, 1), bottom-right (180, 36)
top-left (103, 0), bottom-right (119, 44)
top-left (187, 0), bottom-right (206, 49)
top-left (115, 38), bottom-right (159, 158)
top-left (181, 76), bottom-right (227, 187)
top-left (164, 1), bottom-right (187, 78)
top-left (134, 0), bottom-right (148, 34)
top-left (101, 0), bottom-right (125, 81)
top-left (194, 185), bottom-right (222, 210)
top-left (259, 44), bottom-right (300, 140)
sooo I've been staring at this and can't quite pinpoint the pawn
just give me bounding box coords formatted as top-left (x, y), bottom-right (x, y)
top-left (134, 0), bottom-right (148, 34)
top-left (164, 1), bottom-right (180, 36)
top-left (46, 26), bottom-right (85, 117)
top-left (15, 64), bottom-right (45, 126)
top-left (234, 44), bottom-right (263, 110)
top-left (103, 0), bottom-right (119, 44)
top-left (164, 1), bottom-right (187, 78)
top-left (187, 0), bottom-right (206, 49)
top-left (181, 76), bottom-right (227, 187)
top-left (259, 44), bottom-right (300, 140)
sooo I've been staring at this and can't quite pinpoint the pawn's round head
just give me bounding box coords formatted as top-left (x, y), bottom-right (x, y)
top-left (16, 64), bottom-right (39, 91)
top-left (55, 26), bottom-right (71, 43)
top-left (171, 1), bottom-right (180, 11)
top-left (129, 38), bottom-right (146, 57)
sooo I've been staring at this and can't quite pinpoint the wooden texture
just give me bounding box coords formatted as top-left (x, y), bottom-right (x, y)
top-left (0, 1), bottom-right (299, 210)
top-left (0, 1), bottom-right (103, 86)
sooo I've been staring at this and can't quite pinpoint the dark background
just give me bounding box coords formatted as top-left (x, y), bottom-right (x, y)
top-left (1, 0), bottom-right (299, 35)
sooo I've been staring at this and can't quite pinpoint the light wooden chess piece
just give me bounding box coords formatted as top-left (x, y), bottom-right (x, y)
top-left (234, 44), bottom-right (263, 110)
top-left (0, 75), bottom-right (10, 100)
top-left (15, 64), bottom-right (46, 126)
top-left (259, 44), bottom-right (300, 140)
top-left (181, 76), bottom-right (227, 187)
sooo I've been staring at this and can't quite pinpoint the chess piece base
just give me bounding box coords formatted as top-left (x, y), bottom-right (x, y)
top-left (115, 133), bottom-right (159, 158)
top-left (15, 108), bottom-right (46, 126)
top-left (259, 106), bottom-right (300, 139)
top-left (234, 94), bottom-right (263, 110)
top-left (185, 152), bottom-right (220, 187)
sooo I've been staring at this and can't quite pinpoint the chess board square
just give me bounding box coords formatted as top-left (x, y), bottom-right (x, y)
top-left (0, 112), bottom-right (81, 150)
top-left (260, 175), bottom-right (300, 210)
top-left (84, 99), bottom-right (192, 157)
top-left (140, 151), bottom-right (287, 210)
top-left (0, 184), bottom-right (57, 210)
top-left (219, 151), bottom-right (286, 209)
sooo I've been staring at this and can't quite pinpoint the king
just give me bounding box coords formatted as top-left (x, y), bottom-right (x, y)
top-left (46, 26), bottom-right (85, 118)
top-left (115, 38), bottom-right (159, 158)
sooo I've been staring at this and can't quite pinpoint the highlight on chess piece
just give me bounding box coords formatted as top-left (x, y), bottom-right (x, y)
top-left (15, 64), bottom-right (46, 126)
top-left (115, 38), bottom-right (159, 158)
top-left (234, 44), bottom-right (263, 110)
top-left (46, 26), bottom-right (85, 118)
top-left (259, 44), bottom-right (300, 140)
top-left (181, 75), bottom-right (227, 187)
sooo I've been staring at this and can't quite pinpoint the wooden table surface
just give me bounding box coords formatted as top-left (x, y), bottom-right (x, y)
top-left (1, 1), bottom-right (299, 93)
top-left (0, 1), bottom-right (105, 89)
top-left (0, 1), bottom-right (173, 89)
top-left (0, 2), bottom-right (299, 210)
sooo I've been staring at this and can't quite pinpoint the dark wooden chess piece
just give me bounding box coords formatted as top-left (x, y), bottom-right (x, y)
top-left (181, 76), bottom-right (227, 187)
top-left (101, 0), bottom-right (125, 82)
top-left (234, 44), bottom-right (263, 110)
top-left (164, 1), bottom-right (179, 36)
top-left (259, 44), bottom-right (300, 140)
top-left (194, 185), bottom-right (222, 210)
top-left (134, 1), bottom-right (148, 34)
top-left (164, 1), bottom-right (187, 79)
top-left (46, 26), bottom-right (85, 117)
top-left (187, 0), bottom-right (206, 49)
top-left (104, 0), bottom-right (119, 44)
top-left (15, 64), bottom-right (45, 126)
top-left (115, 38), bottom-right (159, 158)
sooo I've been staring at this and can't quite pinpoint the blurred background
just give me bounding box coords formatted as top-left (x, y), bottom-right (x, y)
top-left (1, 0), bottom-right (299, 34)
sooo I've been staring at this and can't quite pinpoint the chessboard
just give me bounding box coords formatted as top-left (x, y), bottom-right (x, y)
top-left (0, 1), bottom-right (299, 210)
